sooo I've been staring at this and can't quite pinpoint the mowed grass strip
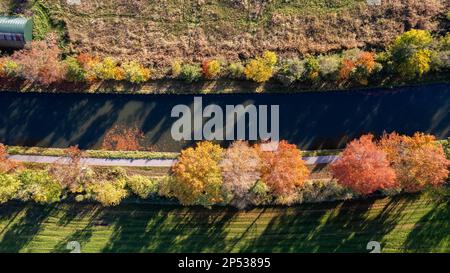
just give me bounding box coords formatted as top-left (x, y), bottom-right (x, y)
top-left (0, 194), bottom-right (449, 253)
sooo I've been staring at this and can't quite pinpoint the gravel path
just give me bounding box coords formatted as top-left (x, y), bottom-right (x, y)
top-left (8, 154), bottom-right (340, 167)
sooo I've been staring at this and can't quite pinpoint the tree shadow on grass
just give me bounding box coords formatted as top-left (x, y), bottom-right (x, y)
top-left (51, 203), bottom-right (103, 253)
top-left (101, 204), bottom-right (237, 253)
top-left (402, 199), bottom-right (450, 252)
top-left (242, 195), bottom-right (421, 253)
top-left (0, 202), bottom-right (54, 253)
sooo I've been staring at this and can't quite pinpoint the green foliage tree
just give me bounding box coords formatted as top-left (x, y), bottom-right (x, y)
top-left (123, 61), bottom-right (151, 83)
top-left (388, 29), bottom-right (435, 78)
top-left (18, 170), bottom-right (62, 204)
top-left (90, 179), bottom-right (128, 206)
top-left (64, 56), bottom-right (86, 83)
top-left (127, 175), bottom-right (158, 199)
top-left (0, 174), bottom-right (21, 203)
top-left (178, 63), bottom-right (202, 82)
top-left (275, 59), bottom-right (305, 86)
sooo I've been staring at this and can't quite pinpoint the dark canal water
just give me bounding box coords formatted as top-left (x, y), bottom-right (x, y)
top-left (0, 84), bottom-right (449, 151)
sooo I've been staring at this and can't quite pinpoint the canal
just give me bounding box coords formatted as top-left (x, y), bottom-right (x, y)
top-left (0, 83), bottom-right (449, 151)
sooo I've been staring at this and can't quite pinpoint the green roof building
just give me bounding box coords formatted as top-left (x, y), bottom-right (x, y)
top-left (0, 16), bottom-right (33, 48)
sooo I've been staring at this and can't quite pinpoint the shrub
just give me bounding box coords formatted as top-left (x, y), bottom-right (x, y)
top-left (0, 174), bottom-right (21, 203)
top-left (331, 134), bottom-right (397, 195)
top-left (90, 179), bottom-right (128, 206)
top-left (275, 59), bottom-right (305, 86)
top-left (228, 62), bottom-right (245, 79)
top-left (244, 51), bottom-right (277, 83)
top-left (12, 36), bottom-right (66, 85)
top-left (171, 141), bottom-right (224, 207)
top-left (92, 57), bottom-right (124, 81)
top-left (127, 175), bottom-right (158, 199)
top-left (0, 59), bottom-right (21, 77)
top-left (299, 179), bottom-right (353, 203)
top-left (398, 49), bottom-right (432, 78)
top-left (18, 170), bottom-right (62, 204)
top-left (317, 55), bottom-right (341, 80)
top-left (353, 52), bottom-right (378, 85)
top-left (64, 56), bottom-right (86, 83)
top-left (249, 180), bottom-right (271, 206)
top-left (179, 63), bottom-right (202, 82)
top-left (202, 59), bottom-right (221, 79)
top-left (0, 144), bottom-right (18, 174)
top-left (179, 64), bottom-right (202, 83)
top-left (379, 132), bottom-right (449, 192)
top-left (259, 141), bottom-right (309, 202)
top-left (339, 59), bottom-right (356, 82)
top-left (171, 60), bottom-right (182, 77)
top-left (304, 57), bottom-right (320, 81)
top-left (220, 141), bottom-right (261, 209)
top-left (122, 61), bottom-right (151, 83)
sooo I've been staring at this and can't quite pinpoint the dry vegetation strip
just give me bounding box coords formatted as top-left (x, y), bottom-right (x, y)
top-left (7, 0), bottom-right (446, 70)
top-left (0, 194), bottom-right (449, 252)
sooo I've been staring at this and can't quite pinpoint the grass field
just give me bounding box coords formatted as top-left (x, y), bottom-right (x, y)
top-left (0, 194), bottom-right (449, 253)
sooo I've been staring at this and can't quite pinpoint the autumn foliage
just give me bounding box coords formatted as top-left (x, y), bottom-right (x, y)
top-left (259, 141), bottom-right (309, 199)
top-left (171, 141), bottom-right (224, 206)
top-left (202, 59), bottom-right (221, 79)
top-left (0, 144), bottom-right (18, 174)
top-left (379, 132), bottom-right (449, 192)
top-left (331, 135), bottom-right (397, 195)
top-left (220, 141), bottom-right (261, 209)
top-left (101, 125), bottom-right (144, 151)
top-left (48, 146), bottom-right (86, 193)
top-left (244, 51), bottom-right (277, 83)
top-left (12, 34), bottom-right (66, 85)
top-left (333, 133), bottom-right (449, 195)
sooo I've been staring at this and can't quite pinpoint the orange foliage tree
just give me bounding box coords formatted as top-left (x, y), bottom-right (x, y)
top-left (379, 132), bottom-right (449, 192)
top-left (259, 141), bottom-right (309, 199)
top-left (101, 125), bottom-right (144, 151)
top-left (339, 59), bottom-right (355, 82)
top-left (331, 134), bottom-right (397, 195)
top-left (171, 141), bottom-right (224, 207)
top-left (0, 144), bottom-right (18, 173)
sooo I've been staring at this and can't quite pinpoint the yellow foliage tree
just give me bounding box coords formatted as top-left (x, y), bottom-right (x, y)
top-left (171, 141), bottom-right (224, 207)
top-left (123, 61), bottom-right (151, 83)
top-left (244, 51), bottom-right (277, 83)
top-left (389, 29), bottom-right (434, 79)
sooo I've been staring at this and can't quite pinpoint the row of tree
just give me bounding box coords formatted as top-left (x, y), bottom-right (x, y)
top-left (1, 133), bottom-right (448, 208)
top-left (0, 30), bottom-right (448, 87)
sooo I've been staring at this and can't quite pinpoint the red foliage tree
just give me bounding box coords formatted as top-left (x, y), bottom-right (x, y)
top-left (331, 134), bottom-right (397, 195)
top-left (259, 141), bottom-right (310, 198)
top-left (379, 132), bottom-right (449, 192)
top-left (12, 34), bottom-right (66, 85)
